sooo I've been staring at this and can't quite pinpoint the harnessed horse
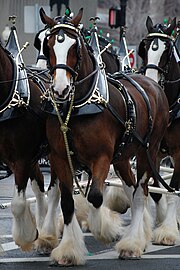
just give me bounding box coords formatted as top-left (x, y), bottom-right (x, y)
top-left (0, 28), bottom-right (49, 252)
top-left (138, 16), bottom-right (180, 245)
top-left (33, 14), bottom-right (127, 238)
top-left (34, 20), bottom-right (120, 73)
top-left (39, 8), bottom-right (169, 265)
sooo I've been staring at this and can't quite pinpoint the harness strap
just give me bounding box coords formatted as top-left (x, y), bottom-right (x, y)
top-left (143, 64), bottom-right (165, 74)
top-left (146, 149), bottom-right (174, 192)
top-left (121, 73), bottom-right (153, 143)
top-left (37, 55), bottom-right (47, 61)
top-left (107, 73), bottom-right (174, 192)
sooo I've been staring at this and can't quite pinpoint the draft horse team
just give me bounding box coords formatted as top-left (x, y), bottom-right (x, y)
top-left (0, 6), bottom-right (179, 267)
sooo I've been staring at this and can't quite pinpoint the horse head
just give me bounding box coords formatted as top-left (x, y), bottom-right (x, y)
top-left (34, 8), bottom-right (73, 69)
top-left (138, 16), bottom-right (178, 83)
top-left (39, 8), bottom-right (85, 100)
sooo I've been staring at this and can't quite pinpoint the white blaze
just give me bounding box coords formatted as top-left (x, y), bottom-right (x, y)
top-left (146, 39), bottom-right (166, 82)
top-left (53, 34), bottom-right (76, 97)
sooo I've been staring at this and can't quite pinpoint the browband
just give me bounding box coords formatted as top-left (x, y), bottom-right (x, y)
top-left (50, 23), bottom-right (80, 34)
top-left (147, 32), bottom-right (175, 41)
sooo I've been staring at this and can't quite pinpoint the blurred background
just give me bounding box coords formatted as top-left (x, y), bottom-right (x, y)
top-left (0, 0), bottom-right (179, 68)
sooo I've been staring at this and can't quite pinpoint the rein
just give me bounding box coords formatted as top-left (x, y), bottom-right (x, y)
top-left (49, 86), bottom-right (86, 197)
top-left (74, 67), bottom-right (99, 86)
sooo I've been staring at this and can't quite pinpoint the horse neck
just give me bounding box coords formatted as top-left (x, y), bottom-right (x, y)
top-left (164, 55), bottom-right (180, 106)
top-left (0, 45), bottom-right (13, 103)
top-left (102, 50), bottom-right (119, 73)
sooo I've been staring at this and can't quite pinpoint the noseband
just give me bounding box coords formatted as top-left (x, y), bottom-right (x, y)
top-left (49, 63), bottom-right (78, 77)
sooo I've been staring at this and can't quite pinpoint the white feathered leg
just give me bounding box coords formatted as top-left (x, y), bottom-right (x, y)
top-left (51, 213), bottom-right (87, 266)
top-left (103, 185), bottom-right (130, 214)
top-left (153, 195), bottom-right (180, 245)
top-left (116, 173), bottom-right (152, 259)
top-left (155, 193), bottom-right (167, 225)
top-left (88, 203), bottom-right (124, 243)
top-left (35, 180), bottom-right (60, 253)
top-left (11, 185), bottom-right (37, 251)
top-left (31, 179), bottom-right (47, 231)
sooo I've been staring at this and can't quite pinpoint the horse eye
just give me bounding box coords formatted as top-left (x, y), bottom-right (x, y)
top-left (165, 42), bottom-right (170, 49)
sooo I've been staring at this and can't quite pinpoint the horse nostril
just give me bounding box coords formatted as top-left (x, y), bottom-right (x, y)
top-left (63, 86), bottom-right (69, 97)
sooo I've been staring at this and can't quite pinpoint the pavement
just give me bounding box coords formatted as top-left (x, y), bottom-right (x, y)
top-left (0, 171), bottom-right (180, 270)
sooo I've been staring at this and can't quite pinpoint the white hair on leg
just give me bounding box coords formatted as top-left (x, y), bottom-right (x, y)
top-left (143, 198), bottom-right (153, 246)
top-left (88, 203), bottom-right (124, 243)
top-left (155, 193), bottom-right (167, 225)
top-left (35, 180), bottom-right (60, 253)
top-left (103, 186), bottom-right (130, 214)
top-left (11, 185), bottom-right (37, 251)
top-left (51, 213), bottom-right (87, 266)
top-left (116, 173), bottom-right (152, 258)
top-left (31, 179), bottom-right (47, 231)
top-left (74, 193), bottom-right (89, 232)
top-left (153, 195), bottom-right (180, 245)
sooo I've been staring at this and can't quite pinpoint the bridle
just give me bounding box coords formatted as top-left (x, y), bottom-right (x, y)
top-left (45, 23), bottom-right (82, 80)
top-left (143, 32), bottom-right (178, 88)
top-left (44, 21), bottom-right (100, 104)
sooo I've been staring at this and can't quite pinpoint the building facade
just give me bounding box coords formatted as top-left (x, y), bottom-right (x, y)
top-left (0, 0), bottom-right (98, 66)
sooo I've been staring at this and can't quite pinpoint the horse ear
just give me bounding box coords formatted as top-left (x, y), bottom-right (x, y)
top-left (39, 7), bottom-right (55, 27)
top-left (70, 8), bottom-right (83, 27)
top-left (166, 17), bottom-right (176, 36)
top-left (167, 17), bottom-right (172, 24)
top-left (146, 16), bottom-right (154, 33)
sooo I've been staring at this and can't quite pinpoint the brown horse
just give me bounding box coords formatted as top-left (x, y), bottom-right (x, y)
top-left (138, 16), bottom-right (180, 246)
top-left (0, 38), bottom-right (49, 251)
top-left (40, 8), bottom-right (169, 265)
top-left (34, 21), bottom-right (120, 73)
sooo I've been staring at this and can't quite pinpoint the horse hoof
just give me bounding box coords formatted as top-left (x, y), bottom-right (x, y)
top-left (49, 258), bottom-right (73, 267)
top-left (118, 250), bottom-right (141, 260)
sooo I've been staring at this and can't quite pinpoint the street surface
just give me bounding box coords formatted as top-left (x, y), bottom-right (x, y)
top-left (0, 172), bottom-right (180, 270)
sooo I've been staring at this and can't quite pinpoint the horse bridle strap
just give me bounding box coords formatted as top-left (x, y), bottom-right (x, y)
top-left (50, 23), bottom-right (80, 34)
top-left (147, 32), bottom-right (175, 41)
top-left (50, 64), bottom-right (78, 77)
top-left (143, 64), bottom-right (165, 74)
top-left (37, 54), bottom-right (47, 61)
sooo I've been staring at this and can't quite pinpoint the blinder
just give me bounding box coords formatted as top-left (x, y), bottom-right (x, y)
top-left (34, 32), bottom-right (41, 51)
top-left (34, 26), bottom-right (49, 51)
top-left (43, 36), bottom-right (50, 61)
top-left (138, 39), bottom-right (146, 60)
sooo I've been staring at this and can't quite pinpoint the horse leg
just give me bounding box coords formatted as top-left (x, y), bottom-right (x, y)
top-left (115, 156), bottom-right (152, 259)
top-left (30, 163), bottom-right (47, 232)
top-left (102, 165), bottom-right (130, 215)
top-left (50, 157), bottom-right (87, 266)
top-left (150, 156), bottom-right (167, 225)
top-left (87, 156), bottom-right (124, 243)
top-left (153, 154), bottom-right (180, 245)
top-left (11, 162), bottom-right (38, 251)
top-left (35, 159), bottom-right (60, 254)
